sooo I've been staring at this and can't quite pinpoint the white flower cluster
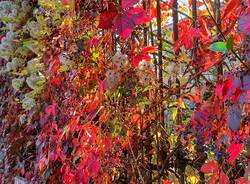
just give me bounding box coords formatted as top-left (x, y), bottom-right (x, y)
top-left (137, 60), bottom-right (155, 86)
top-left (105, 52), bottom-right (129, 91)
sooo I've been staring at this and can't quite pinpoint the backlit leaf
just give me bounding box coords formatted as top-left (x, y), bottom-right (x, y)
top-left (228, 142), bottom-right (243, 163)
top-left (209, 42), bottom-right (228, 52)
top-left (221, 0), bottom-right (240, 19)
top-left (113, 7), bottom-right (150, 39)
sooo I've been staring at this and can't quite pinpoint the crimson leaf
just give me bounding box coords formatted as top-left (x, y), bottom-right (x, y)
top-left (113, 7), bottom-right (150, 39)
top-left (122, 0), bottom-right (140, 9)
top-left (98, 3), bottom-right (117, 29)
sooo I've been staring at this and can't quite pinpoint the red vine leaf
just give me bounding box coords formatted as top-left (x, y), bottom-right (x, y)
top-left (200, 160), bottom-right (219, 173)
top-left (221, 0), bottom-right (240, 19)
top-left (219, 172), bottom-right (230, 184)
top-left (228, 142), bottom-right (243, 163)
top-left (132, 46), bottom-right (156, 67)
top-left (99, 4), bottom-right (151, 39)
top-left (113, 7), bottom-right (150, 39)
top-left (98, 3), bottom-right (117, 29)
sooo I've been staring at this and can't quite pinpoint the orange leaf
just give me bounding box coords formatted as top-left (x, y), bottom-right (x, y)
top-left (141, 46), bottom-right (157, 54)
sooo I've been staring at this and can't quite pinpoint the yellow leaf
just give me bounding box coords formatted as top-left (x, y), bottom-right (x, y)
top-left (187, 175), bottom-right (199, 184)
top-left (61, 16), bottom-right (73, 28)
top-left (172, 108), bottom-right (178, 122)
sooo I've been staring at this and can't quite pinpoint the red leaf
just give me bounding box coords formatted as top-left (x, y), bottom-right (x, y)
top-left (235, 177), bottom-right (248, 184)
top-left (104, 136), bottom-right (111, 151)
top-left (130, 7), bottom-right (151, 24)
top-left (201, 160), bottom-right (219, 173)
top-left (221, 0), bottom-right (240, 19)
top-left (197, 51), bottom-right (222, 72)
top-left (38, 158), bottom-right (46, 171)
top-left (45, 102), bottom-right (57, 117)
top-left (89, 159), bottom-right (100, 176)
top-left (113, 7), bottom-right (150, 39)
top-left (132, 46), bottom-right (154, 67)
top-left (121, 0), bottom-right (140, 9)
top-left (148, 149), bottom-right (156, 155)
top-left (174, 27), bottom-right (200, 51)
top-left (219, 172), bottom-right (230, 184)
top-left (50, 77), bottom-right (62, 87)
top-left (113, 14), bottom-right (135, 39)
top-left (132, 56), bottom-right (141, 67)
top-left (99, 4), bottom-right (150, 39)
top-left (228, 142), bottom-right (243, 163)
top-left (98, 3), bottom-right (117, 29)
top-left (61, 0), bottom-right (70, 4)
top-left (64, 172), bottom-right (77, 184)
top-left (162, 179), bottom-right (172, 184)
top-left (208, 173), bottom-right (219, 184)
top-left (132, 54), bottom-right (151, 67)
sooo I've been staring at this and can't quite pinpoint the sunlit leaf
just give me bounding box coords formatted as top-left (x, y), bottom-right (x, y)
top-left (172, 108), bottom-right (178, 122)
top-left (208, 42), bottom-right (228, 52)
top-left (228, 142), bottom-right (243, 163)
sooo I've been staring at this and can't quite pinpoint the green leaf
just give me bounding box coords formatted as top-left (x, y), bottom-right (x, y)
top-left (226, 35), bottom-right (234, 50)
top-left (0, 16), bottom-right (17, 23)
top-left (208, 42), bottom-right (228, 52)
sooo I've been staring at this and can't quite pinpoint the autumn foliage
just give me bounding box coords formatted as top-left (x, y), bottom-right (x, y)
top-left (0, 0), bottom-right (249, 183)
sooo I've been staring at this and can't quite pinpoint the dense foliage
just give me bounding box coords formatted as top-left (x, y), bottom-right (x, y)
top-left (0, 0), bottom-right (249, 183)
